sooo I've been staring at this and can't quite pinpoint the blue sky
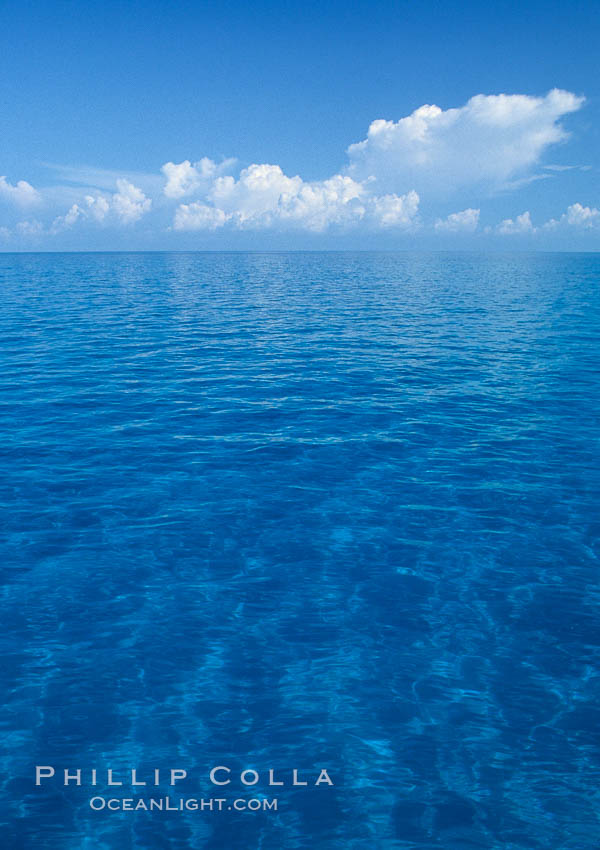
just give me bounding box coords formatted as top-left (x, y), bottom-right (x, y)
top-left (1, 0), bottom-right (599, 249)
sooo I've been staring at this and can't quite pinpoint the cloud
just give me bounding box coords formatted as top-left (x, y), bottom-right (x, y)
top-left (346, 89), bottom-right (584, 197)
top-left (0, 176), bottom-right (41, 206)
top-left (542, 202), bottom-right (600, 231)
top-left (435, 208), bottom-right (480, 233)
top-left (492, 203), bottom-right (600, 235)
top-left (172, 163), bottom-right (419, 232)
top-left (16, 219), bottom-right (44, 237)
top-left (52, 180), bottom-right (151, 230)
top-left (173, 202), bottom-right (228, 231)
top-left (561, 202), bottom-right (600, 228)
top-left (497, 211), bottom-right (535, 234)
top-left (85, 195), bottom-right (111, 222)
top-left (543, 164), bottom-right (591, 172)
top-left (41, 162), bottom-right (162, 194)
top-left (166, 89), bottom-right (583, 234)
top-left (111, 179), bottom-right (152, 223)
top-left (162, 157), bottom-right (236, 199)
top-left (370, 190), bottom-right (420, 229)
top-left (50, 203), bottom-right (87, 232)
top-left (4, 89), bottom-right (593, 243)
top-left (208, 163), bottom-right (302, 223)
top-left (209, 165), bottom-right (367, 230)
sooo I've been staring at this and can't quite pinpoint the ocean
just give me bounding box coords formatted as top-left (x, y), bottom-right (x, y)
top-left (1, 251), bottom-right (599, 849)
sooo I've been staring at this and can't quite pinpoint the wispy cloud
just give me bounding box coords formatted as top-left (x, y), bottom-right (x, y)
top-left (542, 164), bottom-right (592, 172)
top-left (40, 162), bottom-right (163, 194)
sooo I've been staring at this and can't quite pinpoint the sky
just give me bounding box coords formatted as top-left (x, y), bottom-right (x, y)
top-left (1, 0), bottom-right (599, 250)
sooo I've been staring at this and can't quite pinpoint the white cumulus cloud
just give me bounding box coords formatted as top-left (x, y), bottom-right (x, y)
top-left (435, 208), bottom-right (480, 233)
top-left (368, 191), bottom-right (420, 229)
top-left (173, 163), bottom-right (419, 232)
top-left (162, 157), bottom-right (236, 199)
top-left (346, 89), bottom-right (583, 197)
top-left (497, 211), bottom-right (535, 235)
top-left (4, 89), bottom-right (592, 242)
top-left (0, 176), bottom-right (41, 206)
top-left (493, 203), bottom-right (600, 235)
top-left (173, 202), bottom-right (229, 231)
top-left (111, 179), bottom-right (152, 223)
top-left (85, 195), bottom-right (111, 222)
top-left (165, 90), bottom-right (584, 234)
top-left (542, 202), bottom-right (600, 231)
top-left (52, 180), bottom-right (152, 230)
top-left (562, 202), bottom-right (600, 228)
top-left (50, 203), bottom-right (86, 233)
top-left (209, 163), bottom-right (304, 224)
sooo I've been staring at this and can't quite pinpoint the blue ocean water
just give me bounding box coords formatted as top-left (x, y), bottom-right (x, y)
top-left (1, 252), bottom-right (599, 849)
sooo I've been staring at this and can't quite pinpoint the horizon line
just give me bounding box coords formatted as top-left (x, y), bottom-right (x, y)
top-left (1, 249), bottom-right (600, 256)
